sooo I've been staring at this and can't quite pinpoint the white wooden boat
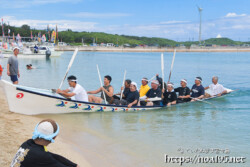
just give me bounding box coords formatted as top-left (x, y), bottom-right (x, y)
top-left (0, 80), bottom-right (234, 115)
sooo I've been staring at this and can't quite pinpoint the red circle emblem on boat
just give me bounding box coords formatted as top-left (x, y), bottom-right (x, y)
top-left (16, 93), bottom-right (24, 99)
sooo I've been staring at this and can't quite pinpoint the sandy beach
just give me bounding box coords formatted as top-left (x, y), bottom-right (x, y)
top-left (0, 86), bottom-right (91, 167)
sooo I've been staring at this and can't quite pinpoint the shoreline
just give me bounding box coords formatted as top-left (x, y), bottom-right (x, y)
top-left (0, 86), bottom-right (91, 167)
top-left (55, 46), bottom-right (250, 52)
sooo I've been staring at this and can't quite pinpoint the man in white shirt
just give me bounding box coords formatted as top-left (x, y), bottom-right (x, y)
top-left (205, 76), bottom-right (227, 97)
top-left (56, 75), bottom-right (88, 102)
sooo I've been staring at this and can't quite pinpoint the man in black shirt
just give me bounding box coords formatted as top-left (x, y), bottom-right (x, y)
top-left (113, 82), bottom-right (139, 108)
top-left (140, 80), bottom-right (162, 106)
top-left (174, 79), bottom-right (191, 103)
top-left (162, 82), bottom-right (177, 106)
top-left (112, 79), bottom-right (131, 100)
top-left (10, 119), bottom-right (79, 167)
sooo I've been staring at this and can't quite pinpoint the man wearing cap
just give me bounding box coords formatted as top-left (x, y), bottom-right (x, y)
top-left (10, 119), bottom-right (79, 167)
top-left (204, 76), bottom-right (227, 97)
top-left (139, 77), bottom-right (150, 97)
top-left (140, 80), bottom-right (162, 106)
top-left (113, 82), bottom-right (139, 108)
top-left (88, 75), bottom-right (114, 104)
top-left (7, 47), bottom-right (20, 84)
top-left (191, 77), bottom-right (205, 101)
top-left (56, 75), bottom-right (88, 102)
top-left (162, 82), bottom-right (177, 106)
top-left (174, 79), bottom-right (191, 103)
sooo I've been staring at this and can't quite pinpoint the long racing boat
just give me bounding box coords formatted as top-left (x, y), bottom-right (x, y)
top-left (0, 80), bottom-right (234, 115)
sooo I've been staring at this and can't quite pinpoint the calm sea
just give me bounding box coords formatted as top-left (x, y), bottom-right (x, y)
top-left (1, 51), bottom-right (250, 167)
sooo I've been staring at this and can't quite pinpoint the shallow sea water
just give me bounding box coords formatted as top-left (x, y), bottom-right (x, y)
top-left (1, 51), bottom-right (249, 166)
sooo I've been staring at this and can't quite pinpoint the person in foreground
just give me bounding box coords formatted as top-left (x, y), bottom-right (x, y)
top-left (56, 75), bottom-right (88, 102)
top-left (191, 77), bottom-right (205, 101)
top-left (7, 47), bottom-right (20, 84)
top-left (162, 82), bottom-right (177, 106)
top-left (10, 119), bottom-right (79, 167)
top-left (204, 76), bottom-right (227, 97)
top-left (140, 80), bottom-right (162, 106)
top-left (174, 79), bottom-right (191, 103)
top-left (113, 82), bottom-right (139, 108)
top-left (88, 75), bottom-right (114, 104)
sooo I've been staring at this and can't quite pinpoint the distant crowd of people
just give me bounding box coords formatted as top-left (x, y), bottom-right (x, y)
top-left (57, 74), bottom-right (228, 108)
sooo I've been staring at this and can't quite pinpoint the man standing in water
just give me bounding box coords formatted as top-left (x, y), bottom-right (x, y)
top-left (7, 47), bottom-right (20, 84)
top-left (10, 119), bottom-right (80, 167)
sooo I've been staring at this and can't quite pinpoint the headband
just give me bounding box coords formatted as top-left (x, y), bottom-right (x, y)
top-left (32, 122), bottom-right (60, 143)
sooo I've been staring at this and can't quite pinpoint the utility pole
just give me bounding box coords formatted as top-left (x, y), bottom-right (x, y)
top-left (197, 6), bottom-right (203, 45)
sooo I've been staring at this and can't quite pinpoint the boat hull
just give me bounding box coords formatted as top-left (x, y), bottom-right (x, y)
top-left (0, 80), bottom-right (234, 115)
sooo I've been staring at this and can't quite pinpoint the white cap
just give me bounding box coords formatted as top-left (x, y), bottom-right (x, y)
top-left (131, 81), bottom-right (137, 89)
top-left (13, 47), bottom-right (20, 51)
top-left (37, 121), bottom-right (54, 136)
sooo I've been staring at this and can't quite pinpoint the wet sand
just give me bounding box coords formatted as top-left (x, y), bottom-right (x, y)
top-left (0, 86), bottom-right (91, 167)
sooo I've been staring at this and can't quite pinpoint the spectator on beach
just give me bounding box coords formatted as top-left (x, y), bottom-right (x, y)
top-left (7, 47), bottom-right (20, 84)
top-left (204, 76), bottom-right (227, 97)
top-left (139, 77), bottom-right (150, 97)
top-left (174, 79), bottom-right (191, 103)
top-left (140, 80), bottom-right (162, 106)
top-left (10, 119), bottom-right (80, 167)
top-left (113, 82), bottom-right (139, 108)
top-left (162, 82), bottom-right (177, 106)
top-left (56, 75), bottom-right (88, 102)
top-left (190, 77), bottom-right (205, 101)
top-left (88, 75), bottom-right (114, 104)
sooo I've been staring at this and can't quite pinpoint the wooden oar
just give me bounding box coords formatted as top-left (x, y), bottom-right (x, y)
top-left (120, 70), bottom-right (127, 100)
top-left (148, 75), bottom-right (156, 82)
top-left (168, 49), bottom-right (176, 83)
top-left (59, 48), bottom-right (78, 89)
top-left (96, 64), bottom-right (107, 104)
top-left (161, 52), bottom-right (165, 89)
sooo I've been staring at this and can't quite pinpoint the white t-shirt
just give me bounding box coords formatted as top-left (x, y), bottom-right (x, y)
top-left (68, 84), bottom-right (88, 102)
top-left (208, 83), bottom-right (226, 96)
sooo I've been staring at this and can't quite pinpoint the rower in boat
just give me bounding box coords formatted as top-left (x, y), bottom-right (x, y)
top-left (112, 79), bottom-right (131, 100)
top-left (87, 75), bottom-right (114, 104)
top-left (156, 74), bottom-right (167, 90)
top-left (113, 82), bottom-right (139, 108)
top-left (174, 79), bottom-right (191, 103)
top-left (56, 75), bottom-right (88, 102)
top-left (162, 82), bottom-right (177, 106)
top-left (204, 76), bottom-right (227, 97)
top-left (139, 77), bottom-right (150, 97)
top-left (190, 77), bottom-right (205, 101)
top-left (140, 80), bottom-right (162, 106)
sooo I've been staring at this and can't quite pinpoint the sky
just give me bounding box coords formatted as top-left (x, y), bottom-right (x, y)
top-left (1, 0), bottom-right (250, 41)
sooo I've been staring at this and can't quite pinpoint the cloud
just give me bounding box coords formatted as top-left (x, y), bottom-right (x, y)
top-left (0, 0), bottom-right (81, 8)
top-left (65, 12), bottom-right (132, 19)
top-left (2, 16), bottom-right (97, 32)
top-left (225, 13), bottom-right (246, 18)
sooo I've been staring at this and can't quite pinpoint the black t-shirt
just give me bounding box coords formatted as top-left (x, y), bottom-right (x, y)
top-left (126, 90), bottom-right (139, 106)
top-left (162, 91), bottom-right (177, 105)
top-left (123, 88), bottom-right (130, 99)
top-left (174, 87), bottom-right (191, 102)
top-left (146, 88), bottom-right (162, 105)
top-left (10, 139), bottom-right (77, 167)
top-left (191, 84), bottom-right (205, 98)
